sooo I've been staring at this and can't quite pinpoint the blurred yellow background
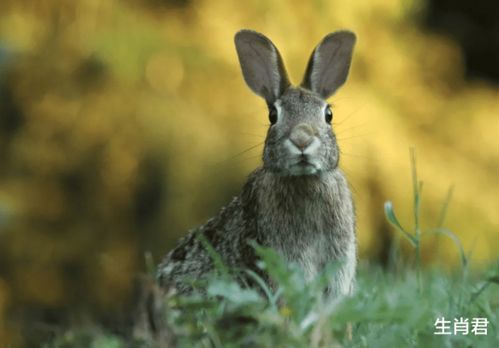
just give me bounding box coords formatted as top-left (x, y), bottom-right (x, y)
top-left (0, 0), bottom-right (498, 345)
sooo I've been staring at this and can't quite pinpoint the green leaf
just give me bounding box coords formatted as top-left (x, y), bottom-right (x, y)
top-left (429, 227), bottom-right (467, 268)
top-left (244, 269), bottom-right (277, 309)
top-left (384, 201), bottom-right (416, 247)
top-left (437, 185), bottom-right (454, 228)
top-left (207, 279), bottom-right (261, 304)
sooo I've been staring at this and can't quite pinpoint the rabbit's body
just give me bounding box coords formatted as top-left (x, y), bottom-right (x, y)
top-left (158, 30), bottom-right (358, 297)
top-left (158, 165), bottom-right (355, 295)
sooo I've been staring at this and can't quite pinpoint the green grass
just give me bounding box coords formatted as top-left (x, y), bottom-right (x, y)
top-left (47, 153), bottom-right (498, 347)
top-left (46, 257), bottom-right (499, 348)
top-left (163, 247), bottom-right (498, 348)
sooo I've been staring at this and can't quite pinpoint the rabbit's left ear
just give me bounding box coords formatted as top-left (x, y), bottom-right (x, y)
top-left (301, 31), bottom-right (356, 99)
top-left (235, 30), bottom-right (290, 104)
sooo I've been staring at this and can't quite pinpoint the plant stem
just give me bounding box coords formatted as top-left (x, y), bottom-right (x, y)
top-left (410, 148), bottom-right (422, 292)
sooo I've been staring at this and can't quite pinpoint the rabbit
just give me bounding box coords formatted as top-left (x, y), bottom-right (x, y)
top-left (157, 29), bottom-right (357, 298)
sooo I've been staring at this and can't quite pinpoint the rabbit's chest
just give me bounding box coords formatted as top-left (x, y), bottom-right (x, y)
top-left (292, 233), bottom-right (329, 281)
top-left (259, 209), bottom-right (334, 279)
top-left (254, 170), bottom-right (355, 281)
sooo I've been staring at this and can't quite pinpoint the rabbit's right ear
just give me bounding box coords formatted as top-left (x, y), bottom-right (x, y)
top-left (301, 31), bottom-right (356, 99)
top-left (235, 30), bottom-right (290, 104)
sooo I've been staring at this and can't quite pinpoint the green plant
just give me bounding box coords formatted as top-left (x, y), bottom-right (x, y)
top-left (44, 151), bottom-right (498, 348)
top-left (384, 149), bottom-right (468, 292)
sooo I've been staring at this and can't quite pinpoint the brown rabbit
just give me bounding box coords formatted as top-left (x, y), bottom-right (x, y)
top-left (157, 29), bottom-right (357, 298)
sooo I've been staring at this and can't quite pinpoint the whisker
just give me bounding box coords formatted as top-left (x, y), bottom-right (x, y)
top-left (226, 153), bottom-right (262, 163)
top-left (333, 112), bottom-right (358, 127)
top-left (349, 182), bottom-right (359, 195)
top-left (330, 96), bottom-right (355, 105)
top-left (211, 142), bottom-right (264, 166)
top-left (240, 154), bottom-right (262, 161)
top-left (233, 132), bottom-right (266, 138)
top-left (333, 101), bottom-right (368, 126)
top-left (340, 151), bottom-right (370, 160)
top-left (335, 123), bottom-right (368, 135)
top-left (337, 132), bottom-right (376, 142)
top-left (339, 165), bottom-right (360, 194)
top-left (206, 153), bottom-right (262, 175)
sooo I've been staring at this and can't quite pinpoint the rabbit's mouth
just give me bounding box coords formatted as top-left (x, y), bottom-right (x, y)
top-left (288, 156), bottom-right (320, 176)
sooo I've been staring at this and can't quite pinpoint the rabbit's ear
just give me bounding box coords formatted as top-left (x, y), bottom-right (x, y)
top-left (301, 31), bottom-right (356, 99)
top-left (235, 30), bottom-right (290, 103)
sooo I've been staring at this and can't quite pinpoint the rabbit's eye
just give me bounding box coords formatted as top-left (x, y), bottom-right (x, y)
top-left (325, 106), bottom-right (333, 124)
top-left (268, 106), bottom-right (278, 125)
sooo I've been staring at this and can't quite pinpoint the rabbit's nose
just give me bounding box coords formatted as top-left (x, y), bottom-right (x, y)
top-left (289, 123), bottom-right (315, 151)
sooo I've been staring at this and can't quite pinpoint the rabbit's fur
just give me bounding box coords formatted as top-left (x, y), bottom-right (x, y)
top-left (158, 30), bottom-right (357, 297)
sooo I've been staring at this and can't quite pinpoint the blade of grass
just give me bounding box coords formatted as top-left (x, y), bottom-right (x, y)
top-left (428, 227), bottom-right (468, 268)
top-left (196, 231), bottom-right (230, 276)
top-left (410, 148), bottom-right (420, 237)
top-left (384, 201), bottom-right (416, 247)
top-left (437, 185), bottom-right (454, 228)
top-left (244, 269), bottom-right (277, 310)
top-left (409, 148), bottom-right (423, 292)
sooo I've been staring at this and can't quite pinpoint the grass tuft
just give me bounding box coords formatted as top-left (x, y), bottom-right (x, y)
top-left (47, 153), bottom-right (498, 347)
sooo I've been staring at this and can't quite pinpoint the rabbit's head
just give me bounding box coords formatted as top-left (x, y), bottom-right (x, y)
top-left (235, 30), bottom-right (355, 176)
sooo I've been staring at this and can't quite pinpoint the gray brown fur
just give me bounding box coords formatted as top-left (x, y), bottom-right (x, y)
top-left (157, 29), bottom-right (357, 297)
